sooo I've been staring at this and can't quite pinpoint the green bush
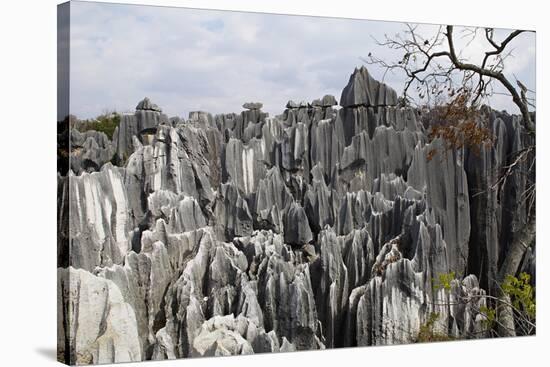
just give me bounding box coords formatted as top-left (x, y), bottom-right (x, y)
top-left (502, 272), bottom-right (536, 318)
top-left (415, 313), bottom-right (454, 343)
top-left (433, 271), bottom-right (455, 291)
top-left (76, 112), bottom-right (120, 140)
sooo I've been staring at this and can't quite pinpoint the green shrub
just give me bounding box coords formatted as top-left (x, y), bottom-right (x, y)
top-left (433, 271), bottom-right (455, 291)
top-left (76, 112), bottom-right (120, 140)
top-left (479, 305), bottom-right (496, 329)
top-left (502, 272), bottom-right (536, 318)
top-left (415, 313), bottom-right (454, 343)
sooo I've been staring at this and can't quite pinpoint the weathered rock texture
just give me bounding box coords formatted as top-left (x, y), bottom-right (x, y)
top-left (58, 68), bottom-right (535, 364)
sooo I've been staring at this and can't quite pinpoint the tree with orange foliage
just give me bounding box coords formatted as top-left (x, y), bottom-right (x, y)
top-left (366, 24), bottom-right (535, 337)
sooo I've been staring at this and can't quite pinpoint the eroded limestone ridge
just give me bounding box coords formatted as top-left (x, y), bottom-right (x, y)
top-left (57, 66), bottom-right (535, 364)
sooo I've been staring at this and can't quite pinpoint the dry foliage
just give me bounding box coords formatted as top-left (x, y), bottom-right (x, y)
top-left (365, 24), bottom-right (535, 132)
top-left (425, 91), bottom-right (494, 160)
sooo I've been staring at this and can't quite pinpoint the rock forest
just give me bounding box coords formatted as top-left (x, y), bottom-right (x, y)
top-left (57, 66), bottom-right (536, 364)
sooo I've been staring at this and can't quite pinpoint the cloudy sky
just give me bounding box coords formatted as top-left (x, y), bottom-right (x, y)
top-left (66, 1), bottom-right (536, 120)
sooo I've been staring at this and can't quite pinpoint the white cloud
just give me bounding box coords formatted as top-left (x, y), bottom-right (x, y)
top-left (67, 1), bottom-right (536, 119)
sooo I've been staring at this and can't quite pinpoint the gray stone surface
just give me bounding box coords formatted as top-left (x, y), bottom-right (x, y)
top-left (59, 68), bottom-right (534, 362)
top-left (58, 267), bottom-right (141, 364)
top-left (340, 66), bottom-right (398, 107)
top-left (70, 129), bottom-right (114, 174)
top-left (59, 164), bottom-right (131, 271)
top-left (113, 98), bottom-right (169, 162)
top-left (243, 102), bottom-right (264, 110)
top-left (136, 97), bottom-right (162, 112)
top-left (286, 100), bottom-right (299, 109)
top-left (320, 94), bottom-right (338, 107)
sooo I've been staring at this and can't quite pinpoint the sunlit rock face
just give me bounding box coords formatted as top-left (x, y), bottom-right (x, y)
top-left (57, 267), bottom-right (142, 364)
top-left (58, 68), bottom-right (532, 364)
top-left (58, 164), bottom-right (131, 271)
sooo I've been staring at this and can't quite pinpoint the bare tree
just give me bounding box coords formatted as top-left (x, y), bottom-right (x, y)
top-left (366, 24), bottom-right (535, 131)
top-left (366, 24), bottom-right (536, 335)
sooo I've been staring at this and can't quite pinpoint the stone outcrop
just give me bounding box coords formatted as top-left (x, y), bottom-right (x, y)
top-left (243, 102), bottom-right (263, 110)
top-left (58, 66), bottom-right (534, 364)
top-left (340, 66), bottom-right (398, 107)
top-left (58, 164), bottom-right (131, 271)
top-left (69, 129), bottom-right (114, 174)
top-left (113, 97), bottom-right (169, 162)
top-left (58, 267), bottom-right (141, 364)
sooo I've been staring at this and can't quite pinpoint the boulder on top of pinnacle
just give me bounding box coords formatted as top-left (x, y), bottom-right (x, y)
top-left (136, 97), bottom-right (162, 112)
top-left (311, 99), bottom-right (322, 107)
top-left (320, 94), bottom-right (338, 107)
top-left (286, 100), bottom-right (299, 109)
top-left (243, 102), bottom-right (263, 110)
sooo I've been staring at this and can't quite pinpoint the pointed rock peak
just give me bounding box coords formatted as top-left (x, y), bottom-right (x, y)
top-left (242, 102), bottom-right (263, 110)
top-left (340, 66), bottom-right (398, 108)
top-left (136, 97), bottom-right (162, 112)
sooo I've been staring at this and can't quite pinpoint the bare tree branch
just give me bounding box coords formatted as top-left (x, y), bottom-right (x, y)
top-left (366, 24), bottom-right (535, 131)
top-left (445, 26), bottom-right (535, 132)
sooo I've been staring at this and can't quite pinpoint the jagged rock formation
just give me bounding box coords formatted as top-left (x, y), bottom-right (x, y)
top-left (69, 129), bottom-right (115, 174)
top-left (58, 66), bottom-right (535, 364)
top-left (57, 267), bottom-right (141, 364)
top-left (340, 66), bottom-right (398, 107)
top-left (112, 97), bottom-right (170, 163)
